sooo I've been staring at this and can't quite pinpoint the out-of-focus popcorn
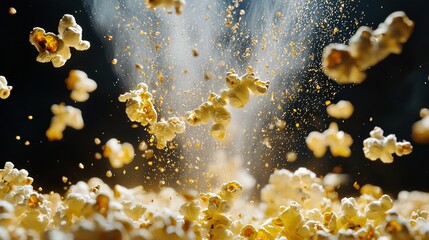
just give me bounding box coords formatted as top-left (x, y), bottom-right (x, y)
top-left (149, 117), bottom-right (186, 149)
top-left (363, 126), bottom-right (412, 163)
top-left (322, 11), bottom-right (414, 84)
top-left (103, 138), bottom-right (135, 168)
top-left (306, 122), bottom-right (353, 158)
top-left (0, 76), bottom-right (12, 99)
top-left (29, 14), bottom-right (90, 67)
top-left (46, 103), bottom-right (84, 141)
top-left (147, 0), bottom-right (186, 15)
top-left (412, 108), bottom-right (429, 144)
top-left (65, 70), bottom-right (97, 102)
top-left (326, 100), bottom-right (354, 119)
top-left (365, 195), bottom-right (393, 225)
top-left (118, 83), bottom-right (157, 126)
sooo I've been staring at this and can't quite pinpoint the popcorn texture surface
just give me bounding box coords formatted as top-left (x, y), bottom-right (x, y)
top-left (306, 122), bottom-right (353, 157)
top-left (65, 70), bottom-right (97, 102)
top-left (0, 76), bottom-right (12, 99)
top-left (363, 126), bottom-right (413, 163)
top-left (103, 138), bottom-right (135, 168)
top-left (118, 83), bottom-right (157, 126)
top-left (326, 100), bottom-right (354, 119)
top-left (322, 11), bottom-right (414, 84)
top-left (45, 103), bottom-right (84, 141)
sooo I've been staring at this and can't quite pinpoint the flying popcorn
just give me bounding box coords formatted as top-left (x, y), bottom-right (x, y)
top-left (146, 0), bottom-right (186, 15)
top-left (306, 122), bottom-right (353, 158)
top-left (118, 83), bottom-right (157, 126)
top-left (103, 138), bottom-right (135, 168)
top-left (322, 11), bottom-right (414, 84)
top-left (46, 103), bottom-right (84, 141)
top-left (326, 100), bottom-right (354, 119)
top-left (149, 117), bottom-right (186, 149)
top-left (363, 126), bottom-right (413, 163)
top-left (29, 14), bottom-right (90, 67)
top-left (0, 76), bottom-right (12, 99)
top-left (412, 108), bottom-right (429, 144)
top-left (65, 70), bottom-right (97, 102)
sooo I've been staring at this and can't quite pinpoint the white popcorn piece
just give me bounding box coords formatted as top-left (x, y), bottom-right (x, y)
top-left (365, 194), bottom-right (393, 225)
top-left (326, 100), bottom-right (354, 119)
top-left (323, 12), bottom-right (414, 84)
top-left (0, 76), bottom-right (12, 100)
top-left (65, 70), bottom-right (97, 102)
top-left (149, 117), bottom-right (186, 149)
top-left (147, 0), bottom-right (186, 15)
top-left (412, 108), bottom-right (429, 144)
top-left (118, 83), bottom-right (157, 126)
top-left (363, 126), bottom-right (413, 163)
top-left (58, 14), bottom-right (90, 51)
top-left (338, 197), bottom-right (367, 230)
top-left (306, 122), bottom-right (353, 158)
top-left (103, 138), bottom-right (135, 168)
top-left (46, 103), bottom-right (84, 141)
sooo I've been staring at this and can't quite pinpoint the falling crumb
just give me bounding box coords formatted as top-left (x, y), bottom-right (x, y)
top-left (286, 152), bottom-right (297, 162)
top-left (24, 141), bottom-right (30, 146)
top-left (62, 176), bottom-right (68, 183)
top-left (78, 163), bottom-right (84, 169)
top-left (192, 48), bottom-right (199, 57)
top-left (28, 115), bottom-right (33, 120)
top-left (353, 181), bottom-right (360, 190)
top-left (94, 138), bottom-right (101, 145)
top-left (15, 136), bottom-right (20, 140)
top-left (8, 7), bottom-right (17, 15)
top-left (106, 170), bottom-right (113, 178)
top-left (239, 10), bottom-right (245, 15)
top-left (111, 58), bottom-right (118, 65)
top-left (106, 35), bottom-right (113, 41)
top-left (138, 141), bottom-right (148, 151)
top-left (94, 152), bottom-right (102, 160)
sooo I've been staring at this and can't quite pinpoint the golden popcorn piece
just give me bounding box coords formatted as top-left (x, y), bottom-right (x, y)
top-left (65, 70), bottom-right (97, 102)
top-left (0, 76), bottom-right (12, 100)
top-left (326, 100), bottom-right (354, 120)
top-left (363, 126), bottom-right (413, 163)
top-left (103, 138), bottom-right (135, 168)
top-left (149, 116), bottom-right (186, 149)
top-left (412, 108), bottom-right (429, 144)
top-left (147, 0), bottom-right (186, 15)
top-left (46, 103), bottom-right (84, 141)
top-left (306, 122), bottom-right (353, 158)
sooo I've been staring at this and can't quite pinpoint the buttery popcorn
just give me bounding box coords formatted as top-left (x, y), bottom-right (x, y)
top-left (0, 76), bottom-right (12, 99)
top-left (103, 138), bottom-right (135, 168)
top-left (149, 117), bottom-right (186, 149)
top-left (65, 70), bottom-right (97, 102)
top-left (326, 100), bottom-right (354, 119)
top-left (118, 83), bottom-right (157, 126)
top-left (323, 11), bottom-right (414, 84)
top-left (412, 108), bottom-right (429, 143)
top-left (147, 0), bottom-right (186, 15)
top-left (58, 14), bottom-right (91, 51)
top-left (363, 126), bottom-right (413, 163)
top-left (306, 122), bottom-right (353, 158)
top-left (45, 103), bottom-right (84, 141)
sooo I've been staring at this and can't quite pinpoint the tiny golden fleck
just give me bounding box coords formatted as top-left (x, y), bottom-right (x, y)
top-left (28, 115), bottom-right (33, 120)
top-left (239, 10), bottom-right (245, 15)
top-left (325, 100), bottom-right (331, 106)
top-left (62, 176), bottom-right (68, 183)
top-left (353, 181), bottom-right (360, 190)
top-left (8, 7), bottom-right (17, 15)
top-left (94, 152), bottom-right (102, 160)
top-left (79, 163), bottom-right (84, 169)
top-left (15, 135), bottom-right (21, 140)
top-left (94, 138), bottom-right (101, 145)
top-left (24, 140), bottom-right (30, 146)
top-left (295, 123), bottom-right (300, 128)
top-left (106, 170), bottom-right (113, 178)
top-left (192, 48), bottom-right (199, 57)
top-left (111, 58), bottom-right (118, 65)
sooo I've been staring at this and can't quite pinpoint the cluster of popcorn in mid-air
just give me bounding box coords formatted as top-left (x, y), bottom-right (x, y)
top-left (65, 70), bottom-right (97, 102)
top-left (45, 103), bottom-right (84, 141)
top-left (102, 138), bottom-right (135, 168)
top-left (322, 11), bottom-right (414, 84)
top-left (0, 162), bottom-right (428, 239)
top-left (306, 122), bottom-right (353, 158)
top-left (29, 14), bottom-right (90, 68)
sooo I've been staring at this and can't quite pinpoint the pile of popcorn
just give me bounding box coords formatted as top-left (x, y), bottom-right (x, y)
top-left (1, 162), bottom-right (429, 239)
top-left (322, 11), bottom-right (414, 84)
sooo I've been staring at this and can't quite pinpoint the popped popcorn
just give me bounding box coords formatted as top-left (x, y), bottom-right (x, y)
top-left (306, 122), bottom-right (353, 158)
top-left (326, 100), bottom-right (354, 119)
top-left (65, 70), bottom-right (97, 102)
top-left (322, 11), bottom-right (414, 84)
top-left (118, 83), bottom-right (157, 126)
top-left (103, 138), bottom-right (135, 168)
top-left (58, 14), bottom-right (91, 51)
top-left (363, 126), bottom-right (413, 163)
top-left (149, 117), bottom-right (186, 149)
top-left (147, 0), bottom-right (186, 15)
top-left (412, 108), bottom-right (429, 144)
top-left (0, 76), bottom-right (12, 99)
top-left (46, 103), bottom-right (84, 141)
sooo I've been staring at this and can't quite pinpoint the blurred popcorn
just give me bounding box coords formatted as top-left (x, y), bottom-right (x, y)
top-left (118, 83), bottom-right (157, 126)
top-left (323, 11), bottom-right (414, 84)
top-left (65, 70), bottom-right (97, 102)
top-left (147, 0), bottom-right (186, 15)
top-left (149, 117), bottom-right (186, 149)
top-left (103, 138), bottom-right (135, 168)
top-left (46, 103), bottom-right (84, 141)
top-left (306, 122), bottom-right (353, 157)
top-left (0, 76), bottom-right (12, 99)
top-left (29, 14), bottom-right (90, 67)
top-left (326, 100), bottom-right (354, 119)
top-left (363, 126), bottom-right (413, 163)
top-left (412, 108), bottom-right (429, 144)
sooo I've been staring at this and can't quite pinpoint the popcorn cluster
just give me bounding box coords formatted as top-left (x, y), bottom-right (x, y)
top-left (363, 126), bottom-right (413, 163)
top-left (0, 76), bottom-right (12, 100)
top-left (29, 14), bottom-right (90, 68)
top-left (118, 83), bottom-right (157, 126)
top-left (45, 103), bottom-right (84, 141)
top-left (147, 0), bottom-right (186, 15)
top-left (326, 100), bottom-right (354, 119)
top-left (186, 68), bottom-right (269, 139)
top-left (306, 122), bottom-right (353, 158)
top-left (322, 11), bottom-right (414, 84)
top-left (65, 70), bottom-right (97, 102)
top-left (412, 108), bottom-right (429, 144)
top-left (103, 138), bottom-right (135, 168)
top-left (149, 117), bottom-right (186, 149)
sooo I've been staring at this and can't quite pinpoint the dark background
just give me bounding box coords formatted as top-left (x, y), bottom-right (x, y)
top-left (0, 0), bottom-right (428, 196)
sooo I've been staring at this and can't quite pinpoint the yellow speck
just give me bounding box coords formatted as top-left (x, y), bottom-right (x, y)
top-left (24, 140), bottom-right (30, 146)
top-left (94, 138), bottom-right (101, 145)
top-left (106, 170), bottom-right (113, 178)
top-left (8, 7), bottom-right (17, 15)
top-left (62, 176), bottom-right (68, 183)
top-left (325, 100), bottom-right (331, 106)
top-left (111, 58), bottom-right (118, 65)
top-left (28, 115), bottom-right (33, 120)
top-left (295, 123), bottom-right (300, 128)
top-left (79, 163), bottom-right (84, 169)
top-left (15, 135), bottom-right (21, 140)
